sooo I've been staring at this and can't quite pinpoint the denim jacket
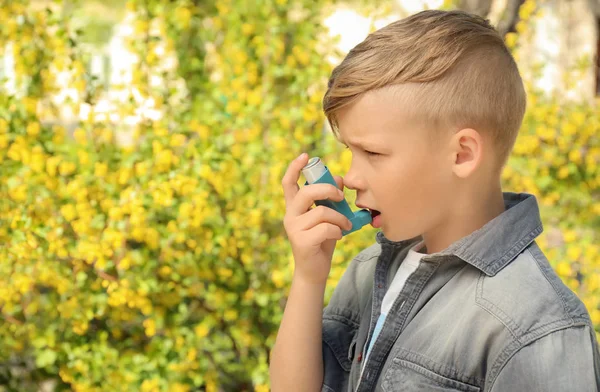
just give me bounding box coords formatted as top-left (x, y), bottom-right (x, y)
top-left (321, 192), bottom-right (600, 392)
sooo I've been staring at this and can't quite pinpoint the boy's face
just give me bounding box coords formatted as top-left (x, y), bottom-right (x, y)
top-left (336, 87), bottom-right (456, 242)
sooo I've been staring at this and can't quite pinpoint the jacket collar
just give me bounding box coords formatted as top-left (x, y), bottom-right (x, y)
top-left (375, 192), bottom-right (543, 276)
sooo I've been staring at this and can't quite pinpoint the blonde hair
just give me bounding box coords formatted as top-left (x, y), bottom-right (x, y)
top-left (323, 9), bottom-right (526, 169)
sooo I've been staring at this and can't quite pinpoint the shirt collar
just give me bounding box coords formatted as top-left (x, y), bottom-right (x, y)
top-left (375, 192), bottom-right (543, 276)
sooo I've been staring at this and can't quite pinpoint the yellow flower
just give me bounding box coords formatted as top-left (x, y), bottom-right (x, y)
top-left (241, 23), bottom-right (254, 35)
top-left (194, 323), bottom-right (209, 338)
top-left (567, 246), bottom-right (582, 261)
top-left (231, 144), bottom-right (243, 158)
top-left (143, 319), bottom-right (156, 337)
top-left (141, 378), bottom-right (159, 392)
top-left (587, 274), bottom-right (600, 292)
top-left (30, 151), bottom-right (45, 172)
top-left (186, 348), bottom-right (197, 361)
top-left (74, 79), bottom-right (86, 92)
top-left (169, 383), bottom-right (190, 392)
top-left (134, 20), bottom-right (148, 35)
top-left (248, 68), bottom-right (258, 85)
top-left (226, 100), bottom-right (242, 114)
top-left (73, 320), bottom-right (89, 335)
top-left (26, 122), bottom-right (40, 136)
top-left (152, 140), bottom-right (163, 154)
top-left (247, 90), bottom-right (261, 106)
top-left (223, 309), bottom-right (238, 321)
top-left (156, 149), bottom-right (173, 171)
top-left (145, 228), bottom-right (160, 250)
top-left (505, 33), bottom-right (518, 49)
top-left (175, 6), bottom-right (192, 29)
top-left (108, 206), bottom-right (123, 221)
top-left (216, 2), bottom-right (230, 14)
top-left (58, 161), bottom-right (76, 176)
top-left (557, 166), bottom-right (569, 179)
top-left (170, 133), bottom-right (186, 147)
top-left (118, 256), bottom-right (131, 270)
top-left (518, 0), bottom-right (536, 20)
top-left (100, 128), bottom-right (113, 143)
top-left (217, 267), bottom-right (233, 278)
top-left (272, 269), bottom-right (286, 288)
top-left (0, 134), bottom-right (7, 150)
top-left (555, 262), bottom-right (572, 277)
top-left (286, 55), bottom-right (297, 68)
top-left (158, 266), bottom-right (172, 278)
top-left (94, 162), bottom-right (108, 178)
top-left (118, 168), bottom-right (130, 184)
top-left (0, 118), bottom-right (9, 133)
top-left (196, 125), bottom-right (209, 139)
top-left (77, 150), bottom-right (89, 165)
top-left (135, 161), bottom-right (148, 176)
top-left (563, 230), bottom-right (577, 242)
top-left (61, 204), bottom-right (77, 222)
top-left (295, 49), bottom-right (310, 66)
top-left (254, 384), bottom-right (270, 392)
top-left (8, 184), bottom-right (27, 201)
top-left (568, 149), bottom-right (582, 164)
top-left (515, 20), bottom-right (527, 34)
top-left (126, 1), bottom-right (136, 12)
top-left (248, 209), bottom-right (262, 226)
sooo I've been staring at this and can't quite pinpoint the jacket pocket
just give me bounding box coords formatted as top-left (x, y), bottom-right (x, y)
top-left (382, 358), bottom-right (480, 392)
top-left (321, 317), bottom-right (358, 392)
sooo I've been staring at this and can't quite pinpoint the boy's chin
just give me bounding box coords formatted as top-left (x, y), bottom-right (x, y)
top-left (380, 227), bottom-right (422, 243)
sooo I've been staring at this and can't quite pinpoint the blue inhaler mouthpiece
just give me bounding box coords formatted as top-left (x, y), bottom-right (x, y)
top-left (301, 156), bottom-right (372, 236)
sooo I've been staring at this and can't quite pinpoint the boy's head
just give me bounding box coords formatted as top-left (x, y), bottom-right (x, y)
top-left (323, 10), bottom-right (526, 245)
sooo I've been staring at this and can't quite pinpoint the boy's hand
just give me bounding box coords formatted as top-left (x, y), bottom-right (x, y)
top-left (281, 153), bottom-right (352, 285)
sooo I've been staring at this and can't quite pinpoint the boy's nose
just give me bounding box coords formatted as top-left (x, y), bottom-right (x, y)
top-left (343, 168), bottom-right (365, 191)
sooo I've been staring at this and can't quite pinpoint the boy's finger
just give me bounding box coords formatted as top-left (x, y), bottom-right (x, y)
top-left (281, 153), bottom-right (309, 206)
top-left (288, 183), bottom-right (344, 216)
top-left (332, 175), bottom-right (344, 191)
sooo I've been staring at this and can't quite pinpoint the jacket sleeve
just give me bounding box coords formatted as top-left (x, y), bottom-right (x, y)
top-left (489, 325), bottom-right (600, 392)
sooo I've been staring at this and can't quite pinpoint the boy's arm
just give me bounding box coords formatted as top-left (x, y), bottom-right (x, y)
top-left (269, 276), bottom-right (327, 392)
top-left (488, 325), bottom-right (600, 392)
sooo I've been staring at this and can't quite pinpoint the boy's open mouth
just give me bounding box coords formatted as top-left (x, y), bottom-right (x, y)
top-left (369, 209), bottom-right (381, 219)
top-left (369, 209), bottom-right (382, 228)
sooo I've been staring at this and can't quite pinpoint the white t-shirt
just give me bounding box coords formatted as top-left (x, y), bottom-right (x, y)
top-left (361, 240), bottom-right (426, 370)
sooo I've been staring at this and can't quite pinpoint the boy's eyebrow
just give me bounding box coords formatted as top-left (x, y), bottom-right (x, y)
top-left (338, 137), bottom-right (381, 150)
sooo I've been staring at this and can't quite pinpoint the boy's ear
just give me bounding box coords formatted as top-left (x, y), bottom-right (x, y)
top-left (450, 128), bottom-right (483, 178)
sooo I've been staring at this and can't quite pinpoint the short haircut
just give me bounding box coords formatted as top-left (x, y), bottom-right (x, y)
top-left (323, 10), bottom-right (527, 169)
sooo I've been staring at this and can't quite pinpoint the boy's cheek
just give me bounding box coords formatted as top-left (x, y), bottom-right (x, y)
top-left (382, 208), bottom-right (427, 241)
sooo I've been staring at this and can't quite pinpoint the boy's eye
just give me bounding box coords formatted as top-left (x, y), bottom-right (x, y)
top-left (344, 145), bottom-right (380, 156)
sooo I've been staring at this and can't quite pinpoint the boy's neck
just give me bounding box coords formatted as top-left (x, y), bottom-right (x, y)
top-left (421, 185), bottom-right (506, 255)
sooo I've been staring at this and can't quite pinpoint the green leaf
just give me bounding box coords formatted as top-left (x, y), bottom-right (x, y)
top-left (35, 349), bottom-right (57, 368)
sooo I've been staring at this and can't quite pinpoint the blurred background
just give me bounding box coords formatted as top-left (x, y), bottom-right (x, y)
top-left (0, 0), bottom-right (598, 390)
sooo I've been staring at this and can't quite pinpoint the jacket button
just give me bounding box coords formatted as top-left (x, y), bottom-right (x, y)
top-left (357, 352), bottom-right (363, 362)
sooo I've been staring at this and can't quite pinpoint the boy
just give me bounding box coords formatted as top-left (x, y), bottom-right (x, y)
top-left (270, 9), bottom-right (600, 392)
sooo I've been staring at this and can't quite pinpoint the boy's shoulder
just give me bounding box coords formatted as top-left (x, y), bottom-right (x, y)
top-left (479, 241), bottom-right (592, 338)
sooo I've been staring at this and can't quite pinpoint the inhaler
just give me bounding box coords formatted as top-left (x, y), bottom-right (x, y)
top-left (301, 157), bottom-right (372, 237)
